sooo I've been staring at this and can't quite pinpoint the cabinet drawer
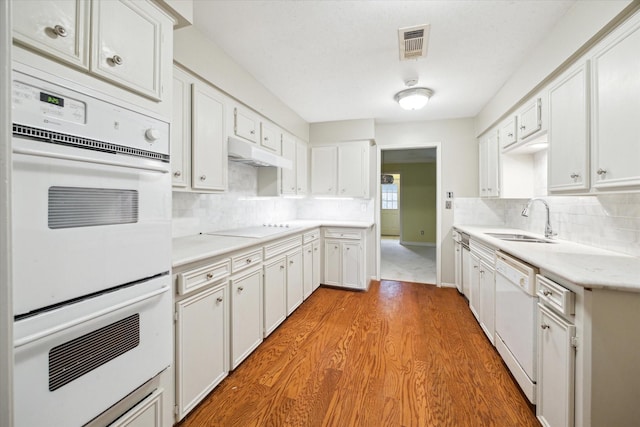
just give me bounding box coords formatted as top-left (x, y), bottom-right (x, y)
top-left (324, 228), bottom-right (362, 240)
top-left (177, 258), bottom-right (231, 296)
top-left (264, 235), bottom-right (302, 260)
top-left (303, 229), bottom-right (320, 244)
top-left (232, 248), bottom-right (263, 273)
top-left (536, 275), bottom-right (575, 316)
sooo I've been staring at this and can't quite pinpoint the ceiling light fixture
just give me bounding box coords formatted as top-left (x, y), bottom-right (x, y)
top-left (394, 79), bottom-right (433, 111)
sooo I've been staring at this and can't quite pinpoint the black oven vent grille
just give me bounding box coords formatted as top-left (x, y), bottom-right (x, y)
top-left (48, 314), bottom-right (140, 391)
top-left (48, 186), bottom-right (139, 229)
top-left (13, 123), bottom-right (170, 162)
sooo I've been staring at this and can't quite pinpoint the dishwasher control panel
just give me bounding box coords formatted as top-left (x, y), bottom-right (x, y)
top-left (495, 252), bottom-right (538, 296)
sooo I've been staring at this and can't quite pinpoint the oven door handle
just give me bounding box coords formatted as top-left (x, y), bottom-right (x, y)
top-left (13, 147), bottom-right (169, 174)
top-left (14, 285), bottom-right (170, 348)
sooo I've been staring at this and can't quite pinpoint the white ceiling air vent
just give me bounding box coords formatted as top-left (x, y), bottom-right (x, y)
top-left (398, 24), bottom-right (430, 61)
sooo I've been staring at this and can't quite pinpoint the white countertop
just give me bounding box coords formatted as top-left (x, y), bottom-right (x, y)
top-left (173, 220), bottom-right (374, 268)
top-left (454, 225), bottom-right (640, 293)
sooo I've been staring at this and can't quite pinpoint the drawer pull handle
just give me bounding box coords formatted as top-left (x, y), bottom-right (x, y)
top-left (53, 25), bottom-right (68, 37)
top-left (541, 324), bottom-right (550, 330)
top-left (280, 265), bottom-right (285, 269)
top-left (110, 55), bottom-right (124, 66)
top-left (216, 297), bottom-right (223, 303)
top-left (542, 290), bottom-right (552, 297)
top-left (174, 171), bottom-right (182, 177)
top-left (238, 286), bottom-right (244, 292)
top-left (246, 259), bottom-right (252, 264)
top-left (206, 273), bottom-right (214, 280)
top-left (597, 168), bottom-right (607, 176)
top-left (570, 173), bottom-right (579, 179)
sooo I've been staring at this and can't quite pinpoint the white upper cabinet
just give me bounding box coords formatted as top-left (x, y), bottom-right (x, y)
top-left (499, 116), bottom-right (518, 149)
top-left (479, 130), bottom-right (499, 198)
top-left (518, 98), bottom-right (542, 141)
top-left (171, 67), bottom-right (190, 188)
top-left (13, 0), bottom-right (172, 102)
top-left (311, 141), bottom-right (369, 198)
top-left (91, 0), bottom-right (164, 100)
top-left (280, 135), bottom-right (297, 195)
top-left (296, 141), bottom-right (309, 195)
top-left (191, 83), bottom-right (227, 192)
top-left (311, 145), bottom-right (338, 196)
top-left (260, 122), bottom-right (281, 154)
top-left (591, 13), bottom-right (640, 190)
top-left (233, 106), bottom-right (259, 143)
top-left (13, 0), bottom-right (89, 68)
top-left (548, 61), bottom-right (590, 192)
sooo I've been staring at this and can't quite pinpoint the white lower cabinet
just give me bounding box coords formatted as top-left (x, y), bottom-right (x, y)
top-left (263, 256), bottom-right (287, 337)
top-left (537, 303), bottom-right (576, 427)
top-left (312, 241), bottom-right (321, 292)
top-left (469, 252), bottom-right (481, 321)
top-left (478, 259), bottom-right (496, 344)
top-left (323, 228), bottom-right (366, 290)
top-left (111, 388), bottom-right (164, 427)
top-left (302, 243), bottom-right (313, 299)
top-left (286, 249), bottom-right (303, 315)
top-left (175, 282), bottom-right (229, 420)
top-left (231, 268), bottom-right (263, 369)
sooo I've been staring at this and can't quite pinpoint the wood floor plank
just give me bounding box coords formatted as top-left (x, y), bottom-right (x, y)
top-left (178, 281), bottom-right (540, 427)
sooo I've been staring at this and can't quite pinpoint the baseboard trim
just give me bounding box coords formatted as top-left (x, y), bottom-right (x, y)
top-left (399, 241), bottom-right (436, 247)
top-left (441, 282), bottom-right (458, 289)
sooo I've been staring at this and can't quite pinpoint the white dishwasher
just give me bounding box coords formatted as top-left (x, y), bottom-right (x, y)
top-left (494, 251), bottom-right (539, 404)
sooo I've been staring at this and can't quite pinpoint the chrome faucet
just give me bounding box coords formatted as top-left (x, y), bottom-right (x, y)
top-left (521, 198), bottom-right (556, 239)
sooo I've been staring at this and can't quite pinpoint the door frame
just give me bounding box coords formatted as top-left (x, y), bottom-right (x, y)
top-left (375, 142), bottom-right (442, 286)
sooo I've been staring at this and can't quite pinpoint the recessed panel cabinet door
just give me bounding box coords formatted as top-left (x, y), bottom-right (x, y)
top-left (323, 240), bottom-right (341, 286)
top-left (296, 142), bottom-right (309, 194)
top-left (311, 146), bottom-right (338, 195)
top-left (302, 244), bottom-right (313, 300)
top-left (263, 258), bottom-right (286, 337)
top-left (312, 241), bottom-right (321, 292)
top-left (13, 0), bottom-right (89, 68)
top-left (338, 144), bottom-right (365, 197)
top-left (286, 250), bottom-right (303, 315)
top-left (171, 69), bottom-right (191, 188)
top-left (591, 16), bottom-right (640, 189)
top-left (91, 0), bottom-right (163, 100)
top-left (192, 83), bottom-right (227, 192)
top-left (231, 270), bottom-right (263, 369)
top-left (548, 62), bottom-right (590, 192)
top-left (341, 242), bottom-right (362, 289)
top-left (281, 135), bottom-right (297, 195)
top-left (176, 284), bottom-right (228, 420)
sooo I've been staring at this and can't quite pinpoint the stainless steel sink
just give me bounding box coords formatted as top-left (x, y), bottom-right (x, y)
top-left (485, 232), bottom-right (557, 243)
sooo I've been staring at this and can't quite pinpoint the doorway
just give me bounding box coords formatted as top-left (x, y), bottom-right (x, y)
top-left (376, 145), bottom-right (441, 286)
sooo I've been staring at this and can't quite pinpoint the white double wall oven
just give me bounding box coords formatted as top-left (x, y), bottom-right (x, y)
top-left (11, 65), bottom-right (172, 426)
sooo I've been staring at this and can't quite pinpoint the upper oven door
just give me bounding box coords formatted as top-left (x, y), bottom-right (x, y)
top-left (12, 137), bottom-right (171, 316)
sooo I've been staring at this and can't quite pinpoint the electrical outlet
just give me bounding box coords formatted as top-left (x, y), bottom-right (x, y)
top-left (445, 200), bottom-right (452, 209)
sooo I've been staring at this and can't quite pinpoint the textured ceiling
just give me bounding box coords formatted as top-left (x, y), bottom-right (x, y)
top-left (193, 0), bottom-right (575, 124)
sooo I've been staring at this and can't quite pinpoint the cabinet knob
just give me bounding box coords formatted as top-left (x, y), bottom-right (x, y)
top-left (206, 273), bottom-right (213, 279)
top-left (308, 250), bottom-right (312, 254)
top-left (542, 290), bottom-right (552, 297)
top-left (328, 187), bottom-right (332, 192)
top-left (520, 125), bottom-right (526, 130)
top-left (298, 187), bottom-right (301, 191)
top-left (174, 171), bottom-right (182, 177)
top-left (238, 286), bottom-right (244, 292)
top-left (200, 175), bottom-right (207, 181)
top-left (110, 55), bottom-right (124, 66)
top-left (246, 258), bottom-right (252, 264)
top-left (541, 324), bottom-right (550, 330)
top-left (291, 187), bottom-right (295, 191)
top-left (487, 188), bottom-right (492, 191)
top-left (314, 248), bottom-right (318, 251)
top-left (280, 265), bottom-right (285, 270)
top-left (216, 297), bottom-right (223, 303)
top-left (264, 136), bottom-right (269, 141)
top-left (597, 168), bottom-right (607, 176)
top-left (52, 24), bottom-right (68, 38)
top-left (507, 132), bottom-right (513, 137)
top-left (341, 189), bottom-right (346, 193)
top-left (346, 247), bottom-right (350, 251)
top-left (250, 130), bottom-right (255, 135)
top-left (570, 173), bottom-right (580, 179)
top-left (290, 260), bottom-right (294, 264)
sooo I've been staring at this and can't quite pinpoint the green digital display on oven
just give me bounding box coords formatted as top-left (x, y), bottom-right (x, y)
top-left (39, 92), bottom-right (64, 107)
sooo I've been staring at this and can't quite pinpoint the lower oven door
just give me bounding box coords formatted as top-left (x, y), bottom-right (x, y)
top-left (13, 275), bottom-right (171, 427)
top-left (12, 137), bottom-right (171, 316)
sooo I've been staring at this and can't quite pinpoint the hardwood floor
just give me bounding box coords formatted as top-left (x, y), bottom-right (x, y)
top-left (179, 281), bottom-right (540, 427)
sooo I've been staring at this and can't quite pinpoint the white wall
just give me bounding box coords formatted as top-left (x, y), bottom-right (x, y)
top-left (173, 26), bottom-right (310, 141)
top-left (476, 0), bottom-right (634, 135)
top-left (375, 118), bottom-right (478, 285)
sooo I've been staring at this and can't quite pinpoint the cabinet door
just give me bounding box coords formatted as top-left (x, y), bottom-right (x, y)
top-left (171, 68), bottom-right (191, 188)
top-left (591, 17), bottom-right (640, 189)
top-left (479, 137), bottom-right (488, 197)
top-left (260, 122), bottom-right (281, 153)
top-left (500, 116), bottom-right (517, 148)
top-left (537, 304), bottom-right (576, 427)
top-left (312, 241), bottom-right (321, 292)
top-left (296, 142), bottom-right (309, 194)
top-left (176, 284), bottom-right (228, 419)
top-left (461, 246), bottom-right (471, 299)
top-left (323, 240), bottom-right (341, 286)
top-left (342, 242), bottom-right (362, 289)
top-left (280, 135), bottom-right (297, 195)
top-left (192, 83), bottom-right (227, 192)
top-left (286, 250), bottom-right (303, 315)
top-left (469, 253), bottom-right (480, 321)
top-left (90, 0), bottom-right (164, 100)
top-left (338, 143), bottom-right (365, 197)
top-left (479, 261), bottom-right (495, 344)
top-left (549, 62), bottom-right (590, 192)
top-left (302, 244), bottom-right (313, 300)
top-left (518, 98), bottom-right (542, 140)
top-left (454, 241), bottom-right (462, 293)
top-left (231, 269), bottom-right (263, 369)
top-left (13, 0), bottom-right (89, 68)
top-left (234, 106), bottom-right (259, 143)
top-left (263, 257), bottom-right (286, 337)
top-left (311, 146), bottom-right (338, 195)
top-left (479, 131), bottom-right (499, 198)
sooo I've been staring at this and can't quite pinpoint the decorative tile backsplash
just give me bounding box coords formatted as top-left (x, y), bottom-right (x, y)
top-left (454, 195), bottom-right (640, 257)
top-left (172, 162), bottom-right (374, 238)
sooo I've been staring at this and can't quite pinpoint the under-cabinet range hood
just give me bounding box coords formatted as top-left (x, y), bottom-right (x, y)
top-left (228, 136), bottom-right (292, 169)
